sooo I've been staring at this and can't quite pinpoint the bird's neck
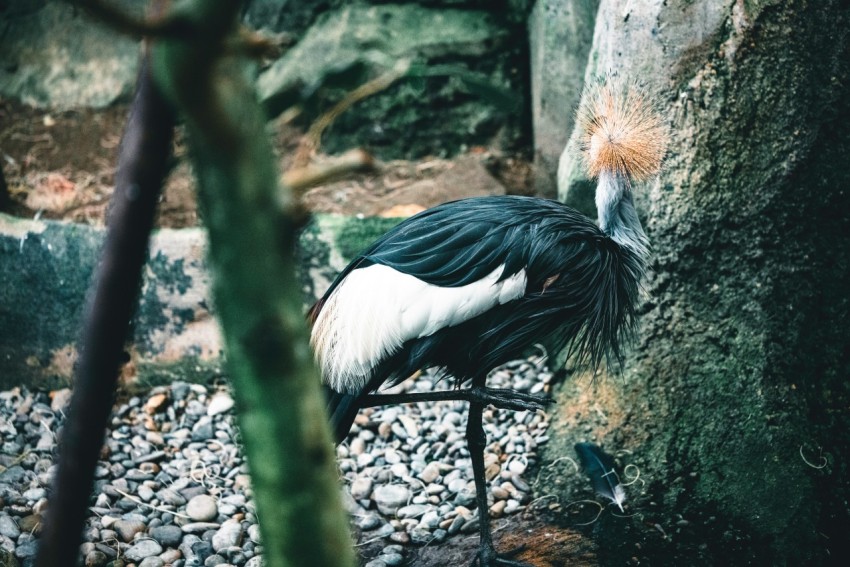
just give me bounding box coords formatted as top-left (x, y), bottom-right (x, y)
top-left (596, 170), bottom-right (650, 259)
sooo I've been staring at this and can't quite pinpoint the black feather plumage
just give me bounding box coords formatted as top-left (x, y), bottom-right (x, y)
top-left (575, 442), bottom-right (626, 512)
top-left (314, 195), bottom-right (646, 438)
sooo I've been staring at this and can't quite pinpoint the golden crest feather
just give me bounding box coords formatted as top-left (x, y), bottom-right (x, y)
top-left (578, 79), bottom-right (669, 181)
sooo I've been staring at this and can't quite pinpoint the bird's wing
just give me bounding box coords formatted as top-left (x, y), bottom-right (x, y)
top-left (312, 198), bottom-right (535, 393)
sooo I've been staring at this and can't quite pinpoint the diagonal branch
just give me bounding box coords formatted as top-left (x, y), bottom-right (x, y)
top-left (34, 52), bottom-right (175, 567)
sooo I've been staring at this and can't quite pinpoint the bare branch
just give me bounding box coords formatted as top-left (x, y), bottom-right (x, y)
top-left (35, 52), bottom-right (175, 567)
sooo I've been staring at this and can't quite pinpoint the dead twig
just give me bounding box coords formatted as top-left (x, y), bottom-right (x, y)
top-left (293, 60), bottom-right (412, 167)
top-left (282, 148), bottom-right (375, 193)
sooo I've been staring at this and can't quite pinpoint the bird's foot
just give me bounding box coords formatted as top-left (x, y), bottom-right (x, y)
top-left (470, 386), bottom-right (551, 412)
top-left (472, 544), bottom-right (531, 567)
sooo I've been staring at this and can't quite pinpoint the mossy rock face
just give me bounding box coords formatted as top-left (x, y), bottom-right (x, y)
top-left (0, 213), bottom-right (397, 389)
top-left (540, 1), bottom-right (850, 563)
top-left (0, 0), bottom-right (140, 109)
top-left (257, 3), bottom-right (530, 159)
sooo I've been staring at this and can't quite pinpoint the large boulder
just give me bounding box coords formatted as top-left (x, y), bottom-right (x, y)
top-left (257, 2), bottom-right (530, 159)
top-left (542, 0), bottom-right (850, 563)
top-left (528, 0), bottom-right (599, 198)
top-left (0, 0), bottom-right (140, 109)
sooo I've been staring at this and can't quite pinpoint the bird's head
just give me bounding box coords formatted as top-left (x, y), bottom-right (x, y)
top-left (578, 79), bottom-right (669, 186)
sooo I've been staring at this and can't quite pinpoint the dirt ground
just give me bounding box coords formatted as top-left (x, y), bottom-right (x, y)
top-left (0, 98), bottom-right (535, 227)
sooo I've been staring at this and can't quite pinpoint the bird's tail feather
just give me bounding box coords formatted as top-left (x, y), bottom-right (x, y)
top-left (324, 386), bottom-right (359, 445)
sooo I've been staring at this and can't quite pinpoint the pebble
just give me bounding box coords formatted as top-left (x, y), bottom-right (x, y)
top-left (212, 519), bottom-right (243, 551)
top-left (350, 477), bottom-right (373, 500)
top-left (113, 519), bottom-right (146, 543)
top-left (181, 522), bottom-right (221, 534)
top-left (0, 515), bottom-right (20, 538)
top-left (150, 525), bottom-right (183, 547)
top-left (124, 539), bottom-right (163, 562)
top-left (247, 524), bottom-right (261, 544)
top-left (207, 393), bottom-right (235, 417)
top-left (186, 495), bottom-right (219, 522)
top-left (85, 549), bottom-right (108, 567)
top-left (373, 485), bottom-right (411, 515)
top-left (0, 351), bottom-right (552, 565)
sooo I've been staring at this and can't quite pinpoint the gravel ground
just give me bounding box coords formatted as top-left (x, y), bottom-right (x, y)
top-left (0, 352), bottom-right (552, 567)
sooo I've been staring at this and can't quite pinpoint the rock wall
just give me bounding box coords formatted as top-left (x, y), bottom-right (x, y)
top-left (528, 0), bottom-right (598, 198)
top-left (257, 2), bottom-right (532, 159)
top-left (541, 1), bottom-right (850, 563)
top-left (0, 213), bottom-right (398, 390)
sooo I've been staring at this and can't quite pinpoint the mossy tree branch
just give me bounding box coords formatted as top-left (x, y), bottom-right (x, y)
top-left (150, 2), bottom-right (354, 566)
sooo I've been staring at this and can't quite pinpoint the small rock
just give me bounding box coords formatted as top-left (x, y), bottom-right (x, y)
top-left (397, 414), bottom-right (419, 438)
top-left (0, 515), bottom-right (20, 538)
top-left (50, 388), bottom-right (73, 412)
top-left (160, 549), bottom-right (182, 564)
top-left (22, 487), bottom-right (46, 501)
top-left (85, 550), bottom-right (108, 567)
top-left (373, 485), bottom-right (411, 515)
top-left (396, 504), bottom-right (427, 519)
top-left (207, 393), bottom-right (234, 416)
top-left (15, 538), bottom-right (39, 559)
top-left (186, 494), bottom-right (218, 522)
top-left (113, 519), bottom-right (146, 543)
top-left (510, 474), bottom-right (530, 493)
top-left (181, 522), bottom-right (221, 534)
top-left (350, 437), bottom-right (366, 456)
top-left (247, 523), bottom-right (261, 543)
top-left (19, 514), bottom-right (42, 535)
top-left (350, 477), bottom-right (373, 500)
top-left (454, 487), bottom-right (477, 507)
top-left (138, 558), bottom-right (165, 567)
top-left (211, 519), bottom-right (243, 551)
top-left (355, 514), bottom-right (382, 530)
top-left (157, 488), bottom-right (187, 506)
top-left (149, 524), bottom-right (183, 547)
top-left (417, 462), bottom-right (441, 484)
top-left (490, 500), bottom-right (507, 518)
top-left (409, 527), bottom-right (431, 545)
top-left (124, 539), bottom-right (162, 562)
top-left (191, 417), bottom-right (215, 441)
top-left (491, 486), bottom-right (509, 500)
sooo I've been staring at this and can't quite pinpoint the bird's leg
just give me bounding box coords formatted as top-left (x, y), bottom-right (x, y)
top-left (360, 387), bottom-right (550, 412)
top-left (467, 401), bottom-right (530, 567)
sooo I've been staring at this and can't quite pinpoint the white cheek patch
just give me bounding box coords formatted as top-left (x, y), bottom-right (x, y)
top-left (311, 264), bottom-right (527, 394)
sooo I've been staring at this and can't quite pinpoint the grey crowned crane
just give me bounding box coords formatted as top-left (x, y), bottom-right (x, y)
top-left (309, 82), bottom-right (668, 566)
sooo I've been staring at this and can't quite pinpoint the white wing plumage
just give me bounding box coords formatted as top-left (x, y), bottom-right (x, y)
top-left (312, 264), bottom-right (527, 393)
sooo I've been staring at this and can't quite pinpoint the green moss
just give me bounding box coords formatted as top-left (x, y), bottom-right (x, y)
top-left (335, 216), bottom-right (402, 259)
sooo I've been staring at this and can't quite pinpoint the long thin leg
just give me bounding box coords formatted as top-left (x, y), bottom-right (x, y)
top-left (467, 401), bottom-right (530, 567)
